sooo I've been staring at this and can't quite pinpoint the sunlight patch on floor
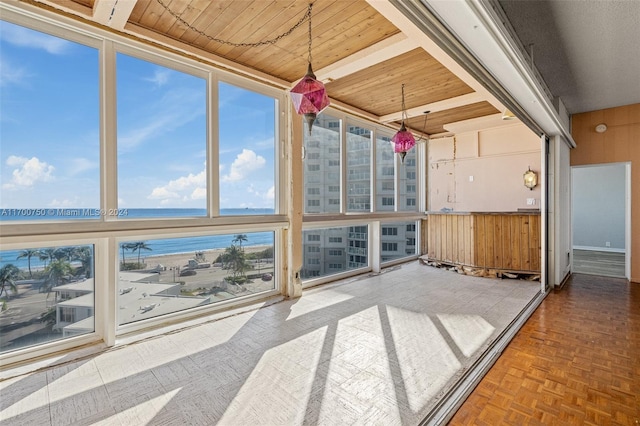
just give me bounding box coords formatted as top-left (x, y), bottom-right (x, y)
top-left (286, 289), bottom-right (354, 320)
top-left (217, 327), bottom-right (327, 425)
top-left (386, 305), bottom-right (461, 412)
top-left (437, 314), bottom-right (495, 357)
top-left (91, 388), bottom-right (182, 425)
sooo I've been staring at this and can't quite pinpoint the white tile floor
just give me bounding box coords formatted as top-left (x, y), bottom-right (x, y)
top-left (0, 261), bottom-right (540, 425)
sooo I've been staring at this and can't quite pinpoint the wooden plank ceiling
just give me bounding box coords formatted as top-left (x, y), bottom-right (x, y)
top-left (36, 0), bottom-right (505, 136)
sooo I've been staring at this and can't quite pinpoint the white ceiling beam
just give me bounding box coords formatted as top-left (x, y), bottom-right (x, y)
top-left (366, 0), bottom-right (505, 113)
top-left (379, 92), bottom-right (485, 122)
top-left (93, 0), bottom-right (137, 30)
top-left (314, 33), bottom-right (419, 83)
top-left (443, 113), bottom-right (516, 133)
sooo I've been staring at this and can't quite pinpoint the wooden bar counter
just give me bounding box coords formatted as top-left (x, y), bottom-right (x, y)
top-left (425, 211), bottom-right (541, 273)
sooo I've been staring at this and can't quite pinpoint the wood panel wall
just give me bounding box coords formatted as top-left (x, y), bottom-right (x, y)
top-left (571, 103), bottom-right (640, 283)
top-left (426, 213), bottom-right (541, 272)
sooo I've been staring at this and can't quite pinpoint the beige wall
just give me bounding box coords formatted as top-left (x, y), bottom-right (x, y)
top-left (571, 103), bottom-right (640, 283)
top-left (428, 123), bottom-right (541, 212)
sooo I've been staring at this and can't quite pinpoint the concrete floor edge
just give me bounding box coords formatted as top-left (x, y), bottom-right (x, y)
top-left (420, 287), bottom-right (548, 425)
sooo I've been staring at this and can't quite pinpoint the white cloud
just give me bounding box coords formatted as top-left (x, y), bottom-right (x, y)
top-left (148, 187), bottom-right (179, 200)
top-left (49, 198), bottom-right (79, 208)
top-left (222, 149), bottom-right (266, 182)
top-left (191, 187), bottom-right (207, 200)
top-left (117, 89), bottom-right (204, 151)
top-left (68, 157), bottom-right (98, 176)
top-left (2, 156), bottom-right (54, 189)
top-left (265, 186), bottom-right (275, 200)
top-left (148, 170), bottom-right (206, 202)
top-left (0, 54), bottom-right (28, 88)
top-left (1, 23), bottom-right (72, 54)
top-left (144, 69), bottom-right (171, 87)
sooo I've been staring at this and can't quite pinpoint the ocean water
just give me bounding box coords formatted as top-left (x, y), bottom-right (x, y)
top-left (0, 208), bottom-right (275, 270)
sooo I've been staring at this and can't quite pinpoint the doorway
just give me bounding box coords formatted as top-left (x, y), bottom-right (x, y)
top-left (571, 163), bottom-right (630, 279)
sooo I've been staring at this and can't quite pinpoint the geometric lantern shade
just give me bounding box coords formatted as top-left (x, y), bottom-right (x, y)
top-left (391, 122), bottom-right (416, 163)
top-left (523, 167), bottom-right (537, 190)
top-left (290, 63), bottom-right (330, 134)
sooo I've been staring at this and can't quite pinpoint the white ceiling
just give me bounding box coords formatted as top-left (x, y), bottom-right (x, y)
top-left (498, 0), bottom-right (640, 115)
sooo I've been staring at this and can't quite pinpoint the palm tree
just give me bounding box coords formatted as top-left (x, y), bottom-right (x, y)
top-left (39, 248), bottom-right (57, 268)
top-left (130, 242), bottom-right (152, 265)
top-left (16, 249), bottom-right (39, 278)
top-left (224, 245), bottom-right (250, 285)
top-left (44, 258), bottom-right (72, 299)
top-left (120, 243), bottom-right (133, 266)
top-left (232, 234), bottom-right (249, 251)
top-left (71, 246), bottom-right (93, 278)
top-left (54, 247), bottom-right (74, 261)
top-left (0, 264), bottom-right (19, 300)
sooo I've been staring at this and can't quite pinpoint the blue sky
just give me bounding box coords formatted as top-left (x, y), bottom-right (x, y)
top-left (0, 20), bottom-right (275, 212)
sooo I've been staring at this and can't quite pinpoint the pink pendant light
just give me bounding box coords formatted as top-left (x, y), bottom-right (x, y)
top-left (392, 84), bottom-right (416, 163)
top-left (290, 64), bottom-right (329, 134)
top-left (290, 3), bottom-right (329, 135)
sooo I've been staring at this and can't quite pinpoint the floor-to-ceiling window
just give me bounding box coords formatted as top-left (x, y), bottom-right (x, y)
top-left (301, 112), bottom-right (422, 286)
top-left (0, 11), bottom-right (284, 362)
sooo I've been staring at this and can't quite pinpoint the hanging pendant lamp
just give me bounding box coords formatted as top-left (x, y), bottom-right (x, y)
top-left (289, 3), bottom-right (329, 135)
top-left (392, 84), bottom-right (416, 163)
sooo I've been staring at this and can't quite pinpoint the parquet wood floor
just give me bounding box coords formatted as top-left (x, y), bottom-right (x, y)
top-left (448, 273), bottom-right (640, 426)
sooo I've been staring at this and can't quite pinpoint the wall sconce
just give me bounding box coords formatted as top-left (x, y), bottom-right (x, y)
top-left (523, 167), bottom-right (537, 190)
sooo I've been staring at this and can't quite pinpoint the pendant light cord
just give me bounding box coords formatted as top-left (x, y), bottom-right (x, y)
top-left (401, 84), bottom-right (407, 124)
top-left (401, 84), bottom-right (429, 143)
top-left (308, 3), bottom-right (313, 65)
top-left (156, 0), bottom-right (313, 48)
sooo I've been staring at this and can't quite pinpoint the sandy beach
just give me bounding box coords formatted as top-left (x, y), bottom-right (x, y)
top-left (134, 245), bottom-right (275, 295)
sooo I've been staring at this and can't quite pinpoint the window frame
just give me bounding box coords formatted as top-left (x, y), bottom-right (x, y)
top-left (0, 5), bottom-right (287, 364)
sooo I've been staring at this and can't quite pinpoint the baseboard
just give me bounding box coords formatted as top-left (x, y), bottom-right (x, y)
top-left (573, 245), bottom-right (625, 254)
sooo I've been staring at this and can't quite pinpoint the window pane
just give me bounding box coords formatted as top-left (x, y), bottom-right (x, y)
top-left (0, 22), bottom-right (99, 221)
top-left (0, 244), bottom-right (95, 354)
top-left (376, 134), bottom-right (395, 211)
top-left (304, 114), bottom-right (341, 214)
top-left (219, 82), bottom-right (276, 214)
top-left (346, 125), bottom-right (371, 212)
top-left (118, 232), bottom-right (274, 325)
top-left (117, 53), bottom-right (207, 217)
top-left (399, 149), bottom-right (418, 211)
top-left (301, 225), bottom-right (368, 279)
top-left (380, 221), bottom-right (417, 263)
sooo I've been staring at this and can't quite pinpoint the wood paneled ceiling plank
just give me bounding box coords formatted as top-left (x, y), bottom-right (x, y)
top-left (367, 0), bottom-right (505, 113)
top-left (326, 48), bottom-right (474, 116)
top-left (197, 0), bottom-right (320, 80)
top-left (175, 3), bottom-right (228, 48)
top-left (197, 1), bottom-right (277, 55)
top-left (128, 0), bottom-right (152, 23)
top-left (380, 92), bottom-right (486, 122)
top-left (134, 0), bottom-right (170, 30)
top-left (224, 3), bottom-right (321, 76)
top-left (403, 102), bottom-right (500, 134)
top-left (267, 1), bottom-right (382, 80)
top-left (224, 1), bottom-right (309, 63)
top-left (315, 33), bottom-right (417, 83)
top-left (179, 2), bottom-right (234, 47)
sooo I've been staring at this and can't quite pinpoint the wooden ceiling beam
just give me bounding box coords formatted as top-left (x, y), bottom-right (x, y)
top-left (379, 92), bottom-right (485, 122)
top-left (93, 0), bottom-right (138, 30)
top-left (444, 113), bottom-right (516, 133)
